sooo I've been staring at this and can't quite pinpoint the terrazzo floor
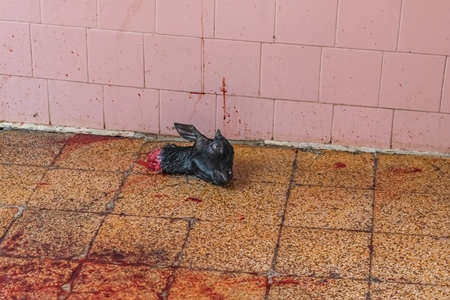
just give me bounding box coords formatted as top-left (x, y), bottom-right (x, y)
top-left (0, 128), bottom-right (449, 299)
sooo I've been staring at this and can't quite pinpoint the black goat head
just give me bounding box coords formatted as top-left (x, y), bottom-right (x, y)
top-left (172, 123), bottom-right (234, 186)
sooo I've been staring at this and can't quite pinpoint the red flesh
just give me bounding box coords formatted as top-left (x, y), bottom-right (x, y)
top-left (147, 148), bottom-right (162, 173)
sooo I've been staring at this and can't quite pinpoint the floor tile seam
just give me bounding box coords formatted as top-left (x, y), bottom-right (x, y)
top-left (292, 182), bottom-right (375, 190)
top-left (47, 165), bottom-right (128, 174)
top-left (370, 230), bottom-right (450, 240)
top-left (78, 160), bottom-right (139, 260)
top-left (373, 188), bottom-right (450, 197)
top-left (280, 225), bottom-right (372, 234)
top-left (108, 212), bottom-right (283, 227)
top-left (16, 206), bottom-right (108, 217)
top-left (0, 207), bottom-right (25, 244)
top-left (368, 278), bottom-right (450, 288)
top-left (264, 149), bottom-right (299, 300)
top-left (0, 162), bottom-right (54, 168)
top-left (367, 152), bottom-right (378, 297)
top-left (46, 165), bottom-right (125, 174)
top-left (159, 217), bottom-right (198, 300)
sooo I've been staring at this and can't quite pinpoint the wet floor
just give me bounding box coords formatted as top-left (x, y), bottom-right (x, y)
top-left (0, 129), bottom-right (449, 299)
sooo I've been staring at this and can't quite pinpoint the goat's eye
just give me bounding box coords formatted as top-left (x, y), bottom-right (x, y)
top-left (211, 143), bottom-right (221, 152)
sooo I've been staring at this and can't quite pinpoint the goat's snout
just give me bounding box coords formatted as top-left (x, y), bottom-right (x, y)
top-left (214, 169), bottom-right (233, 185)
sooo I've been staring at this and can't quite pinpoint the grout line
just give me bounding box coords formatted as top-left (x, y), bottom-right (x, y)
top-left (439, 56), bottom-right (448, 113)
top-left (142, 33), bottom-right (146, 88)
top-left (85, 28), bottom-right (90, 83)
top-left (395, 0), bottom-right (404, 52)
top-left (158, 90), bottom-right (161, 134)
top-left (258, 42), bottom-right (263, 98)
top-left (154, 0), bottom-right (157, 33)
top-left (333, 0), bottom-right (340, 47)
top-left (329, 104), bottom-right (335, 144)
top-left (213, 0), bottom-right (217, 38)
top-left (101, 85), bottom-right (105, 129)
top-left (81, 140), bottom-right (144, 263)
top-left (159, 217), bottom-right (198, 300)
top-left (272, 0), bottom-right (278, 42)
top-left (367, 152), bottom-right (378, 298)
top-left (264, 149), bottom-right (298, 299)
top-left (96, 0), bottom-right (100, 28)
top-left (29, 23), bottom-right (35, 77)
top-left (317, 46), bottom-right (323, 103)
top-left (389, 110), bottom-right (396, 149)
top-left (38, 0), bottom-right (43, 23)
top-left (377, 52), bottom-right (385, 107)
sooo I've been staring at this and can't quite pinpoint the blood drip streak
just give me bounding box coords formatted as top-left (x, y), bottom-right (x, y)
top-left (147, 148), bottom-right (162, 173)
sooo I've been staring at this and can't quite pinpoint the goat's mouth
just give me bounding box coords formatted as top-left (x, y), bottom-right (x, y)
top-left (213, 170), bottom-right (232, 186)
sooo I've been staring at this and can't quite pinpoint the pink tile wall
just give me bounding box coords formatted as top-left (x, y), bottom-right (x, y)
top-left (0, 21), bottom-right (32, 76)
top-left (336, 0), bottom-right (401, 51)
top-left (98, 0), bottom-right (155, 33)
top-left (276, 0), bottom-right (337, 46)
top-left (160, 91), bottom-right (216, 136)
top-left (379, 53), bottom-right (445, 112)
top-left (104, 86), bottom-right (159, 132)
top-left (216, 0), bottom-right (275, 42)
top-left (0, 75), bottom-right (49, 124)
top-left (399, 0), bottom-right (450, 56)
top-left (442, 61), bottom-right (450, 113)
top-left (218, 95), bottom-right (274, 140)
top-left (0, 0), bottom-right (449, 153)
top-left (332, 106), bottom-right (393, 149)
top-left (274, 100), bottom-right (333, 143)
top-left (144, 35), bottom-right (202, 91)
top-left (48, 80), bottom-right (103, 129)
top-left (31, 25), bottom-right (88, 81)
top-left (392, 111), bottom-right (450, 152)
top-left (0, 0), bottom-right (41, 22)
top-left (156, 0), bottom-right (214, 38)
top-left (261, 44), bottom-right (321, 101)
top-left (320, 48), bottom-right (382, 107)
top-left (87, 29), bottom-right (144, 87)
top-left (41, 0), bottom-right (97, 27)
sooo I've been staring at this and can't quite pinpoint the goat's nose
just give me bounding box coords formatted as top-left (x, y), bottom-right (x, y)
top-left (215, 170), bottom-right (231, 183)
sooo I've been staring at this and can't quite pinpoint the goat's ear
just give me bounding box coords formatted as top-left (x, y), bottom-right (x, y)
top-left (174, 123), bottom-right (206, 142)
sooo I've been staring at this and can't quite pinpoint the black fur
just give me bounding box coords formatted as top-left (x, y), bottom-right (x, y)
top-left (160, 123), bottom-right (234, 186)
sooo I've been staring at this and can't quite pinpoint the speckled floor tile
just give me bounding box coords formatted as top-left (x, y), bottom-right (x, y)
top-left (372, 233), bottom-right (450, 285)
top-left (181, 221), bottom-right (278, 273)
top-left (0, 209), bottom-right (103, 259)
top-left (370, 282), bottom-right (450, 299)
top-left (88, 215), bottom-right (188, 266)
top-left (191, 178), bottom-right (289, 225)
top-left (376, 154), bottom-right (450, 194)
top-left (0, 164), bottom-right (46, 206)
top-left (28, 169), bottom-right (123, 212)
top-left (233, 145), bottom-right (296, 184)
top-left (0, 256), bottom-right (78, 300)
top-left (70, 262), bottom-right (171, 299)
top-left (0, 207), bottom-right (18, 236)
top-left (285, 186), bottom-right (373, 231)
top-left (0, 130), bottom-right (70, 166)
top-left (294, 150), bottom-right (374, 188)
top-left (114, 174), bottom-right (197, 218)
top-left (268, 277), bottom-right (368, 300)
top-left (275, 227), bottom-right (371, 279)
top-left (54, 134), bottom-right (144, 172)
top-left (375, 191), bottom-right (450, 236)
top-left (169, 269), bottom-right (267, 300)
